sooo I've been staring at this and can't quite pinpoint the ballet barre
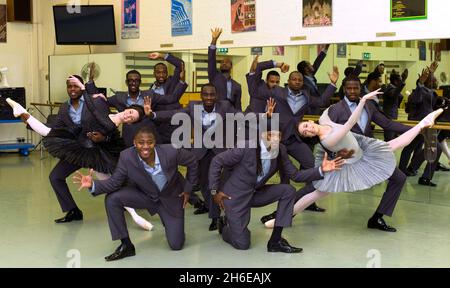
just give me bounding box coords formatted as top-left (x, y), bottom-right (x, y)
top-left (302, 115), bottom-right (450, 131)
top-left (30, 102), bottom-right (62, 119)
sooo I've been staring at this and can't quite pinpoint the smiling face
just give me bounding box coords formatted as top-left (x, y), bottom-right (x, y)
top-left (154, 64), bottom-right (168, 85)
top-left (298, 120), bottom-right (319, 138)
top-left (122, 108), bottom-right (140, 124)
top-left (66, 80), bottom-right (83, 100)
top-left (126, 73), bottom-right (141, 94)
top-left (201, 85), bottom-right (217, 108)
top-left (134, 132), bottom-right (156, 160)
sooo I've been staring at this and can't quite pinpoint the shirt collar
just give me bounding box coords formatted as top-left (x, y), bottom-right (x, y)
top-left (68, 96), bottom-right (84, 106)
top-left (344, 96), bottom-right (358, 107)
top-left (288, 88), bottom-right (303, 97)
top-left (128, 92), bottom-right (142, 99)
top-left (137, 149), bottom-right (160, 168)
top-left (202, 105), bottom-right (216, 114)
top-left (260, 140), bottom-right (273, 160)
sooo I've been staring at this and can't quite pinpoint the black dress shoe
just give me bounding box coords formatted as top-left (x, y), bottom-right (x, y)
top-left (418, 177), bottom-right (437, 187)
top-left (305, 203), bottom-right (326, 213)
top-left (260, 211), bottom-right (277, 224)
top-left (105, 243), bottom-right (136, 262)
top-left (193, 204), bottom-right (209, 215)
top-left (403, 168), bottom-right (418, 177)
top-left (436, 163), bottom-right (450, 172)
top-left (54, 209), bottom-right (83, 223)
top-left (367, 217), bottom-right (397, 232)
top-left (267, 238), bottom-right (303, 253)
top-left (209, 218), bottom-right (218, 231)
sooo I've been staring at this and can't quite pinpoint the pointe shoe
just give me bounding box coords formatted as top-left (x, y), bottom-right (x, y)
top-left (419, 108), bottom-right (444, 129)
top-left (132, 216), bottom-right (154, 231)
top-left (6, 98), bottom-right (27, 117)
top-left (264, 219), bottom-right (275, 229)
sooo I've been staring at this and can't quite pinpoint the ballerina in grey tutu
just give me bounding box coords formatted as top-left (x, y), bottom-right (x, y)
top-left (265, 88), bottom-right (444, 228)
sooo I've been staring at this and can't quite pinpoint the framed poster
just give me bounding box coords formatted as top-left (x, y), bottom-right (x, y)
top-left (0, 5), bottom-right (6, 43)
top-left (231, 0), bottom-right (256, 33)
top-left (303, 0), bottom-right (332, 27)
top-left (391, 0), bottom-right (427, 21)
top-left (337, 43), bottom-right (347, 58)
top-left (251, 47), bottom-right (263, 55)
top-left (272, 46), bottom-right (285, 56)
top-left (171, 0), bottom-right (192, 36)
top-left (418, 41), bottom-right (426, 61)
top-left (122, 0), bottom-right (140, 39)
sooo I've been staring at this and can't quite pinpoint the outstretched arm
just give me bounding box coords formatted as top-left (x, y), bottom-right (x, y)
top-left (208, 28), bottom-right (222, 82)
top-left (325, 89), bottom-right (383, 147)
top-left (209, 148), bottom-right (245, 191)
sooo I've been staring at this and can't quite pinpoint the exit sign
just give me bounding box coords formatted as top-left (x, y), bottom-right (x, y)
top-left (218, 48), bottom-right (229, 54)
top-left (363, 52), bottom-right (371, 60)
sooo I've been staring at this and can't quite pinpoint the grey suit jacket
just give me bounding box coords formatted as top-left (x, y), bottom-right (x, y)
top-left (328, 98), bottom-right (410, 138)
top-left (246, 60), bottom-right (276, 113)
top-left (208, 46), bottom-right (242, 111)
top-left (153, 53), bottom-right (184, 112)
top-left (271, 84), bottom-right (336, 143)
top-left (209, 143), bottom-right (323, 198)
top-left (153, 100), bottom-right (240, 160)
top-left (107, 81), bottom-right (188, 112)
top-left (92, 145), bottom-right (198, 218)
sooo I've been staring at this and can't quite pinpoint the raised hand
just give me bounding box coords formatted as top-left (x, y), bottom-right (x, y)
top-left (321, 153), bottom-right (345, 172)
top-left (148, 52), bottom-right (165, 60)
top-left (280, 63), bottom-right (290, 73)
top-left (180, 61), bottom-right (186, 82)
top-left (419, 68), bottom-right (430, 84)
top-left (211, 27), bottom-right (223, 45)
top-left (68, 75), bottom-right (85, 91)
top-left (328, 66), bottom-right (339, 84)
top-left (429, 61), bottom-right (439, 74)
top-left (143, 96), bottom-right (152, 116)
top-left (88, 62), bottom-right (96, 82)
top-left (401, 68), bottom-right (409, 82)
top-left (72, 169), bottom-right (94, 191)
top-left (213, 191), bottom-right (231, 211)
top-left (265, 97), bottom-right (277, 118)
top-left (250, 55), bottom-right (259, 73)
top-left (92, 93), bottom-right (107, 101)
top-left (362, 88), bottom-right (383, 102)
top-left (179, 192), bottom-right (190, 209)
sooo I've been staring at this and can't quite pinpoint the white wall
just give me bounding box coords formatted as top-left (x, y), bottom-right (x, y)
top-left (41, 0), bottom-right (450, 54)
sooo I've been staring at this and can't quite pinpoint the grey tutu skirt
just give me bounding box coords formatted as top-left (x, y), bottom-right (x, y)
top-left (313, 133), bottom-right (396, 193)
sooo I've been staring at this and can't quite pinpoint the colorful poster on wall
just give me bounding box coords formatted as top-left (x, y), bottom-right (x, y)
top-left (122, 0), bottom-right (140, 39)
top-left (391, 0), bottom-right (427, 21)
top-left (0, 5), bottom-right (6, 43)
top-left (418, 41), bottom-right (426, 61)
top-left (272, 46), bottom-right (285, 56)
top-left (337, 44), bottom-right (347, 58)
top-left (231, 0), bottom-right (256, 33)
top-left (171, 0), bottom-right (192, 36)
top-left (303, 0), bottom-right (332, 27)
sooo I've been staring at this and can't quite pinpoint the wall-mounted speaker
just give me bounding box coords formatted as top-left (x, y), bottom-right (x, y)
top-left (7, 0), bottom-right (32, 23)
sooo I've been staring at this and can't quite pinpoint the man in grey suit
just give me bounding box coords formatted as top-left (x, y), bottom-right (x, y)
top-left (208, 28), bottom-right (242, 111)
top-left (74, 127), bottom-right (198, 261)
top-left (327, 74), bottom-right (411, 232)
top-left (49, 76), bottom-right (113, 224)
top-left (259, 68), bottom-right (338, 221)
top-left (148, 83), bottom-right (242, 231)
top-left (297, 44), bottom-right (330, 115)
top-left (148, 52), bottom-right (185, 144)
top-left (245, 56), bottom-right (289, 113)
top-left (209, 131), bottom-right (343, 252)
top-left (105, 69), bottom-right (187, 146)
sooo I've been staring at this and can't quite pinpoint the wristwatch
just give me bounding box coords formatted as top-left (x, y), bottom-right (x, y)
top-left (210, 189), bottom-right (217, 196)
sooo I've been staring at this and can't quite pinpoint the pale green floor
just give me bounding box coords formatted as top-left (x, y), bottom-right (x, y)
top-left (0, 150), bottom-right (449, 268)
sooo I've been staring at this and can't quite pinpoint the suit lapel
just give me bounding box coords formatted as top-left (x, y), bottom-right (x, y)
top-left (155, 146), bottom-right (169, 191)
top-left (341, 100), bottom-right (364, 134)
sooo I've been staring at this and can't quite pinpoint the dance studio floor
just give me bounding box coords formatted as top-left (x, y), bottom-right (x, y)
top-left (0, 150), bottom-right (449, 268)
